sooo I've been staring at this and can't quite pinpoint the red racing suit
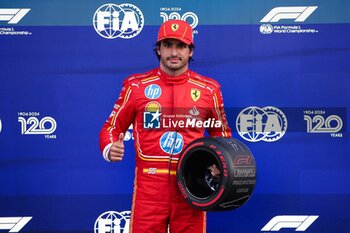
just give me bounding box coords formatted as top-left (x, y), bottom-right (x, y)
top-left (99, 68), bottom-right (231, 233)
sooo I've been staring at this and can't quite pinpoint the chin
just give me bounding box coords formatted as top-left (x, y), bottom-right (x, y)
top-left (166, 64), bottom-right (181, 70)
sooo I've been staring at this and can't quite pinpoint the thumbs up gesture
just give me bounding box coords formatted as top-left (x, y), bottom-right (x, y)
top-left (108, 133), bottom-right (125, 162)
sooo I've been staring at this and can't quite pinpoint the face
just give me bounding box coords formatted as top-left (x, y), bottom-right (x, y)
top-left (157, 39), bottom-right (193, 76)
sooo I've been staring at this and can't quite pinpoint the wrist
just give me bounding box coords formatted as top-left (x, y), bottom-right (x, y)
top-left (103, 143), bottom-right (113, 162)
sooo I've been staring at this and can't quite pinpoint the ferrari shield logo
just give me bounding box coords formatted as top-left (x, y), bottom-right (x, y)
top-left (171, 23), bottom-right (179, 31)
top-left (191, 89), bottom-right (201, 102)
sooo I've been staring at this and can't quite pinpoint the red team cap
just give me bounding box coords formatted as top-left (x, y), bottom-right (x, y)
top-left (157, 20), bottom-right (194, 45)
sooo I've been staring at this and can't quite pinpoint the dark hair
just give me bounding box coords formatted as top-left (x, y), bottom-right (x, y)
top-left (153, 41), bottom-right (195, 63)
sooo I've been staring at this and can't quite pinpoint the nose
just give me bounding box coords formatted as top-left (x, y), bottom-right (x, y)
top-left (170, 45), bottom-right (178, 56)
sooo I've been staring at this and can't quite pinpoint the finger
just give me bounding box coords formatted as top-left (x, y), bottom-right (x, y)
top-left (109, 149), bottom-right (123, 156)
top-left (110, 155), bottom-right (123, 162)
top-left (109, 152), bottom-right (123, 161)
top-left (212, 170), bottom-right (220, 177)
top-left (110, 147), bottom-right (124, 154)
top-left (112, 142), bottom-right (124, 150)
top-left (117, 133), bottom-right (125, 143)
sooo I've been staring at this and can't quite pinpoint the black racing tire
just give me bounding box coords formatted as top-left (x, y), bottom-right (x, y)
top-left (177, 137), bottom-right (256, 211)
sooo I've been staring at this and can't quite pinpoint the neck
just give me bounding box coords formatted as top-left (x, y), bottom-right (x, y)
top-left (157, 67), bottom-right (189, 85)
top-left (159, 63), bottom-right (188, 76)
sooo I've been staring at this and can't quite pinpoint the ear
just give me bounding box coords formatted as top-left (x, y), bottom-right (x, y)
top-left (157, 45), bottom-right (161, 56)
top-left (189, 48), bottom-right (194, 57)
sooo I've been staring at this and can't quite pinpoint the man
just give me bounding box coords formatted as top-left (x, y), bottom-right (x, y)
top-left (99, 20), bottom-right (231, 233)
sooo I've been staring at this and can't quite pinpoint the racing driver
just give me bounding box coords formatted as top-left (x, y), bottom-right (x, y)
top-left (99, 19), bottom-right (232, 233)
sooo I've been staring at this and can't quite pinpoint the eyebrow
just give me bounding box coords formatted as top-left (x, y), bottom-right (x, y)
top-left (162, 40), bottom-right (186, 46)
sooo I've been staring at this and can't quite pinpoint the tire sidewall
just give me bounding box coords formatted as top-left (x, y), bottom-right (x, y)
top-left (177, 137), bottom-right (233, 210)
top-left (177, 137), bottom-right (256, 211)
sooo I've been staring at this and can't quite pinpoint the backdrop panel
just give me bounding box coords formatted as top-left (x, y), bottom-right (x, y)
top-left (0, 0), bottom-right (349, 232)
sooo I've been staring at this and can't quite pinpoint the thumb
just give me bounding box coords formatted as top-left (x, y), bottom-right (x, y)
top-left (117, 133), bottom-right (125, 143)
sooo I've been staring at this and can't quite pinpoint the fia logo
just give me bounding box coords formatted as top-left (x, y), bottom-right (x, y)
top-left (260, 24), bottom-right (273, 34)
top-left (93, 3), bottom-right (144, 39)
top-left (159, 132), bottom-right (184, 155)
top-left (236, 106), bottom-right (287, 142)
top-left (94, 211), bottom-right (130, 233)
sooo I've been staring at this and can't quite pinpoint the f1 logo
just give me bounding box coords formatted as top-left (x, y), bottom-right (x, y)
top-left (0, 9), bottom-right (30, 24)
top-left (0, 217), bottom-right (32, 232)
top-left (260, 6), bottom-right (318, 23)
top-left (261, 215), bottom-right (319, 231)
top-left (234, 156), bottom-right (252, 165)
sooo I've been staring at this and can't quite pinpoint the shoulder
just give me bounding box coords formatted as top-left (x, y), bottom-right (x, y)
top-left (189, 70), bottom-right (221, 90)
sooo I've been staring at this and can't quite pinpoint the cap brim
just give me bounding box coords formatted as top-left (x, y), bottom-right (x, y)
top-left (158, 36), bottom-right (192, 45)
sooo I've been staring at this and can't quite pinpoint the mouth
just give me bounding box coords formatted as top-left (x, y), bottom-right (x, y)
top-left (168, 57), bottom-right (181, 63)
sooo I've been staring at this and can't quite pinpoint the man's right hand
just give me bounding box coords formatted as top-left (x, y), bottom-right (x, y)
top-left (108, 133), bottom-right (125, 162)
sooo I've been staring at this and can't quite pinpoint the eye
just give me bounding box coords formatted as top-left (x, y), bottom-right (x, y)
top-left (178, 43), bottom-right (187, 49)
top-left (163, 42), bottom-right (171, 47)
